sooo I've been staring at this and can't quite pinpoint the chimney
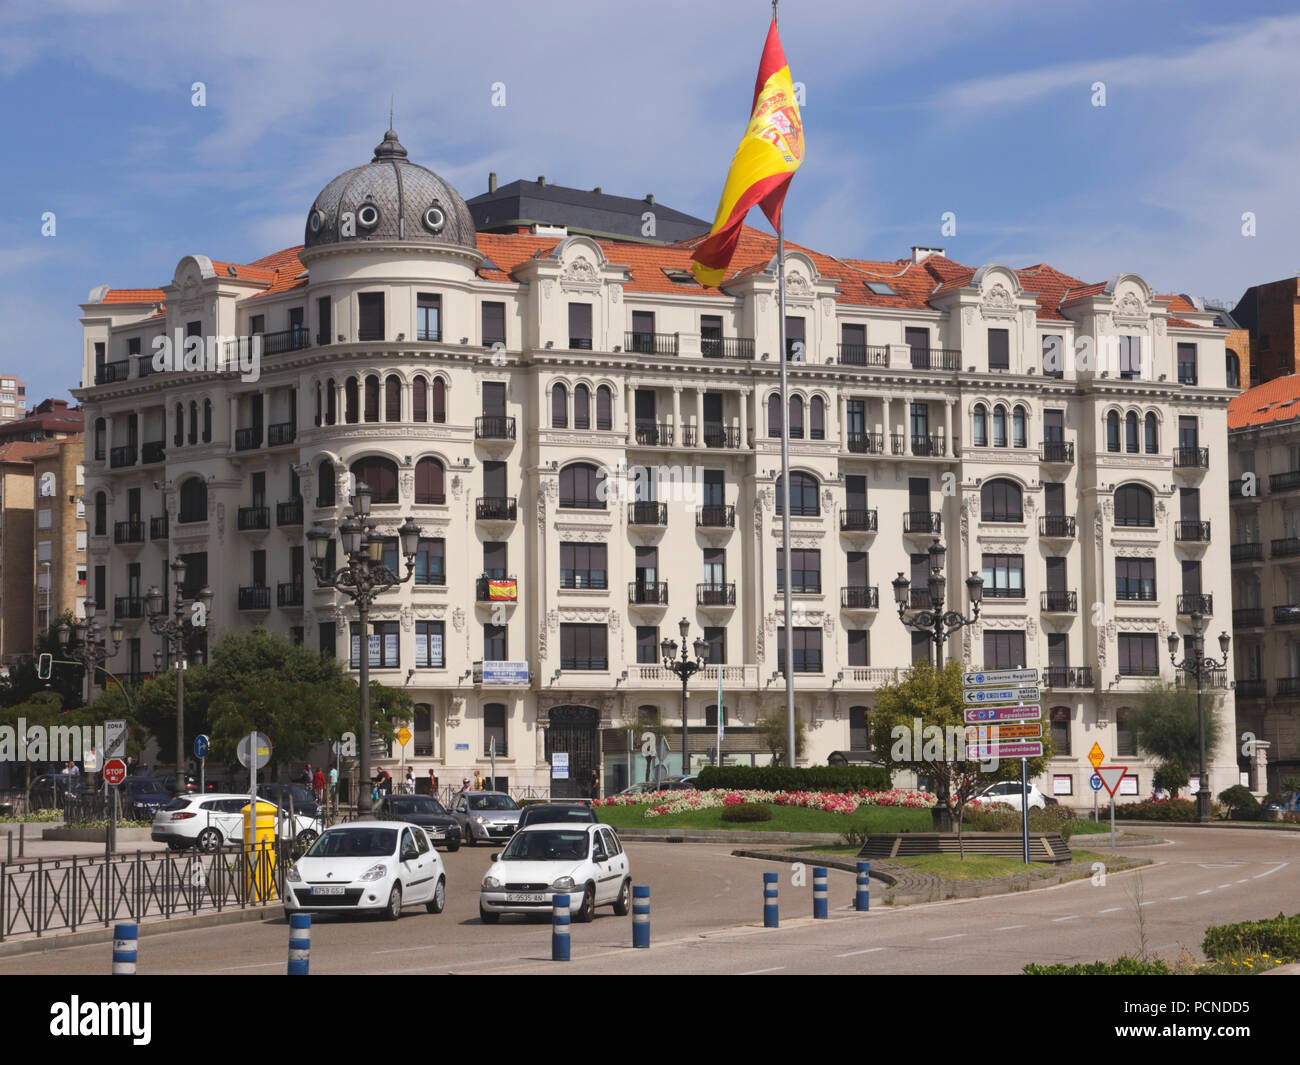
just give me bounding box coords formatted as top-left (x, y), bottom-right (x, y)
top-left (488, 172), bottom-right (497, 193)
top-left (592, 186), bottom-right (602, 195)
top-left (537, 175), bottom-right (546, 187)
top-left (646, 194), bottom-right (655, 205)
top-left (912, 246), bottom-right (944, 263)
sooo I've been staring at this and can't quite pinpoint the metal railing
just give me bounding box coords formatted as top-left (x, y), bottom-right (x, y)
top-left (238, 586), bottom-right (271, 611)
top-left (1173, 446), bottom-right (1209, 468)
top-left (277, 498), bottom-right (303, 526)
top-left (476, 497), bottom-right (518, 521)
top-left (625, 331), bottom-right (678, 356)
top-left (1042, 666), bottom-right (1093, 689)
top-left (234, 427), bottom-right (262, 451)
top-left (1232, 607), bottom-right (1264, 627)
top-left (910, 433), bottom-right (944, 457)
top-left (475, 415), bottom-right (516, 440)
top-left (701, 336), bottom-right (754, 359)
top-left (113, 595), bottom-right (144, 620)
top-left (237, 505), bottom-right (270, 531)
top-left (1229, 477), bottom-right (1259, 499)
top-left (417, 327), bottom-right (442, 342)
top-left (696, 504), bottom-right (735, 528)
top-left (841, 586), bottom-right (879, 609)
top-left (1040, 440), bottom-right (1074, 464)
top-left (909, 347), bottom-right (961, 370)
top-left (702, 424), bottom-right (740, 448)
top-left (1273, 538), bottom-right (1300, 558)
top-left (1039, 515), bottom-right (1076, 538)
top-left (846, 431), bottom-right (885, 454)
top-left (840, 508), bottom-right (878, 532)
top-left (1235, 678), bottom-right (1267, 699)
top-left (903, 510), bottom-right (941, 534)
top-left (258, 327), bottom-right (311, 355)
top-left (1041, 590), bottom-right (1078, 612)
top-left (109, 445), bottom-right (137, 468)
top-left (627, 501), bottom-right (667, 526)
top-left (476, 576), bottom-right (518, 602)
top-left (141, 441), bottom-right (166, 464)
top-left (150, 515), bottom-right (168, 540)
top-left (1176, 593), bottom-right (1213, 615)
top-left (1174, 520), bottom-right (1211, 542)
top-left (629, 581), bottom-right (668, 605)
top-left (267, 421), bottom-right (295, 447)
top-left (1231, 542), bottom-right (1263, 562)
top-left (1275, 605), bottom-right (1300, 625)
top-left (113, 520), bottom-right (144, 544)
top-left (697, 582), bottom-right (736, 606)
top-left (634, 421), bottom-right (673, 446)
top-left (95, 361), bottom-right (131, 385)
top-left (837, 343), bottom-right (889, 366)
top-left (1270, 470), bottom-right (1300, 493)
top-left (277, 581), bottom-right (304, 607)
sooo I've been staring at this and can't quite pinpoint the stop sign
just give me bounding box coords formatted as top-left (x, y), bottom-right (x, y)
top-left (103, 758), bottom-right (127, 786)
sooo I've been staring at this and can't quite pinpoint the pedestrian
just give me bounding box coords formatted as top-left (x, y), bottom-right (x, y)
top-left (427, 769), bottom-right (438, 798)
top-left (383, 768), bottom-right (393, 795)
top-left (328, 765), bottom-right (338, 804)
top-left (299, 763), bottom-right (313, 788)
top-left (473, 769), bottom-right (484, 790)
top-left (313, 766), bottom-right (326, 802)
top-left (458, 776), bottom-right (471, 800)
top-left (589, 768), bottom-right (600, 801)
top-left (404, 768), bottom-right (415, 795)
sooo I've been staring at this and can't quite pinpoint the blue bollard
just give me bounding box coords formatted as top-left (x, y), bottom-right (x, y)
top-left (763, 871), bottom-right (779, 928)
top-left (288, 913), bottom-right (311, 975)
top-left (632, 885), bottom-right (650, 948)
top-left (813, 866), bottom-right (828, 919)
top-left (552, 893), bottom-right (571, 961)
top-left (856, 861), bottom-right (870, 912)
top-left (112, 922), bottom-right (138, 975)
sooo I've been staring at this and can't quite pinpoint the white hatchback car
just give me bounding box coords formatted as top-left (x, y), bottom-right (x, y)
top-left (284, 822), bottom-right (446, 920)
top-left (151, 794), bottom-right (321, 853)
top-left (479, 822), bottom-right (631, 924)
top-left (972, 781), bottom-right (1049, 811)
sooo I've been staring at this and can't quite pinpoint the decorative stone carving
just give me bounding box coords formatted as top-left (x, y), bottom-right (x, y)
top-left (758, 293), bottom-right (769, 313)
top-left (216, 502), bottom-right (225, 540)
top-left (541, 279), bottom-right (554, 300)
top-left (1026, 616), bottom-right (1037, 639)
top-left (822, 612), bottom-right (834, 634)
top-left (400, 469), bottom-right (414, 497)
top-left (1114, 292), bottom-right (1144, 318)
top-left (1155, 318), bottom-right (1165, 336)
top-left (608, 610), bottom-right (621, 635)
top-left (451, 474), bottom-right (463, 500)
top-left (547, 610), bottom-right (560, 632)
top-left (561, 255), bottom-right (598, 286)
top-left (982, 283), bottom-right (1014, 311)
top-left (752, 499), bottom-right (764, 536)
top-left (610, 285), bottom-right (622, 304)
top-left (452, 607), bottom-right (465, 632)
top-left (400, 606), bottom-right (413, 632)
top-left (785, 271), bottom-right (812, 297)
top-left (963, 305), bottom-right (976, 325)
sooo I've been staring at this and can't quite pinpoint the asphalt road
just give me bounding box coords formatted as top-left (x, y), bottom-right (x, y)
top-left (3, 827), bottom-right (1297, 975)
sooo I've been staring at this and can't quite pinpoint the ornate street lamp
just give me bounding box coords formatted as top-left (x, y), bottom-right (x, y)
top-left (1167, 612), bottom-right (1229, 824)
top-left (893, 540), bottom-right (983, 670)
top-left (661, 617), bottom-right (709, 779)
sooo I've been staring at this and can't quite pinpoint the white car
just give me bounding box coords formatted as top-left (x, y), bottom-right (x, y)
top-left (972, 781), bottom-right (1049, 811)
top-left (151, 793), bottom-right (321, 853)
top-left (284, 822), bottom-right (446, 920)
top-left (479, 822), bottom-right (631, 924)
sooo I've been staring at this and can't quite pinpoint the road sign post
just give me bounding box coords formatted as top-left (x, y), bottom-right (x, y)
top-left (104, 758), bottom-right (127, 854)
top-left (194, 733), bottom-right (210, 794)
top-left (1096, 766), bottom-right (1127, 855)
top-left (1021, 757), bottom-right (1030, 864)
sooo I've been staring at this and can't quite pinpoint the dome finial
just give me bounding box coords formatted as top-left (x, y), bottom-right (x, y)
top-left (373, 125), bottom-right (408, 162)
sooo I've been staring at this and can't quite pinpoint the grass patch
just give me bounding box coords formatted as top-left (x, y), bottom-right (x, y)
top-left (890, 853), bottom-right (1047, 880)
top-left (595, 803), bottom-right (933, 835)
top-left (790, 844), bottom-right (864, 855)
top-left (1067, 820), bottom-right (1115, 835)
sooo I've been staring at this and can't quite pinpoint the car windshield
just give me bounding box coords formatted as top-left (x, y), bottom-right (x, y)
top-left (306, 828), bottom-right (397, 858)
top-left (526, 807), bottom-right (595, 823)
top-left (130, 781), bottom-right (168, 795)
top-left (390, 796), bottom-right (447, 815)
top-left (469, 794), bottom-right (518, 811)
top-left (162, 798), bottom-right (191, 811)
top-left (501, 829), bottom-right (590, 861)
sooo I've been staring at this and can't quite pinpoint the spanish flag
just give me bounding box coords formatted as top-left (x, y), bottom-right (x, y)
top-left (691, 17), bottom-right (804, 288)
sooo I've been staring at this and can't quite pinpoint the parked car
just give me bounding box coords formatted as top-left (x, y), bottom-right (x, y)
top-left (479, 823), bottom-right (631, 923)
top-left (516, 803), bottom-right (599, 831)
top-left (150, 793), bottom-right (321, 853)
top-left (971, 781), bottom-right (1048, 812)
top-left (256, 783), bottom-right (320, 818)
top-left (371, 794), bottom-right (461, 850)
top-left (27, 772), bottom-right (87, 808)
top-left (120, 777), bottom-right (175, 820)
top-left (152, 772), bottom-right (198, 794)
top-left (284, 822), bottom-right (446, 919)
top-left (449, 791), bottom-right (523, 846)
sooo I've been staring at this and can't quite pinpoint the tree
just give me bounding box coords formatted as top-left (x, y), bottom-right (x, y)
top-left (0, 692), bottom-right (65, 792)
top-left (869, 660), bottom-right (1052, 847)
top-left (1130, 682), bottom-right (1224, 791)
top-left (755, 709), bottom-right (807, 766)
top-left (0, 612), bottom-right (87, 710)
top-left (1152, 762), bottom-right (1189, 800)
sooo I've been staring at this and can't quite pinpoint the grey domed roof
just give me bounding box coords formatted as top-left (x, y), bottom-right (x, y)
top-left (303, 129), bottom-right (476, 250)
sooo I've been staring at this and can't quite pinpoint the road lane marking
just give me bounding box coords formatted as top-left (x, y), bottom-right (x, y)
top-left (740, 966), bottom-right (785, 975)
top-left (1169, 896), bottom-right (1187, 901)
top-left (373, 945), bottom-right (440, 954)
top-left (994, 924), bottom-right (1026, 931)
top-left (213, 962), bottom-right (282, 971)
top-left (1254, 863), bottom-right (1288, 879)
top-left (1051, 915), bottom-right (1079, 922)
top-left (1218, 884), bottom-right (1232, 889)
top-left (929, 934), bottom-right (965, 941)
top-left (836, 948), bottom-right (884, 957)
top-left (1098, 907), bottom-right (1122, 914)
top-left (1197, 889), bottom-right (1213, 895)
top-left (1139, 901), bottom-right (1157, 906)
top-left (1237, 879), bottom-right (1249, 884)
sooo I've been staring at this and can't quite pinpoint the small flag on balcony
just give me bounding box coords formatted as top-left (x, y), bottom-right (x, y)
top-left (487, 579), bottom-right (517, 602)
top-left (690, 16), bottom-right (804, 288)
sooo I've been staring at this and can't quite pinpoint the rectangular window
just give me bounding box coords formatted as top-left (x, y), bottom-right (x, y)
top-left (785, 316), bottom-right (806, 360)
top-left (981, 554), bottom-right (1025, 598)
top-left (484, 704), bottom-right (507, 757)
top-left (704, 626), bottom-right (726, 666)
top-left (911, 630), bottom-right (932, 665)
top-left (847, 629), bottom-right (869, 667)
top-left (777, 548), bottom-right (821, 594)
top-left (350, 621), bottom-right (399, 668)
top-left (318, 297), bottom-right (332, 343)
top-left (1177, 343), bottom-right (1198, 385)
top-left (777, 627), bottom-right (823, 673)
top-left (1118, 634), bottom-right (1159, 676)
top-left (483, 623), bottom-right (508, 661)
top-left (636, 626), bottom-right (658, 665)
top-left (318, 622), bottom-right (336, 659)
top-left (560, 542), bottom-right (608, 589)
top-left (1119, 335), bottom-right (1142, 378)
top-left (988, 328), bottom-right (1010, 370)
top-left (560, 623), bottom-right (608, 670)
top-left (568, 303), bottom-right (593, 349)
top-left (481, 301), bottom-right (506, 346)
top-left (983, 631), bottom-right (1026, 670)
top-left (357, 293), bottom-right (385, 342)
top-left (94, 566), bottom-right (105, 610)
top-left (1115, 558), bottom-right (1156, 601)
top-left (1042, 335), bottom-right (1064, 377)
top-left (415, 621), bottom-right (445, 668)
top-left (700, 314), bottom-right (723, 356)
top-left (417, 293), bottom-right (441, 341)
top-left (413, 538), bottom-right (445, 586)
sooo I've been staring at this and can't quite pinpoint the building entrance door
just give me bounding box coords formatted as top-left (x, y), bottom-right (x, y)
top-left (546, 705), bottom-right (599, 799)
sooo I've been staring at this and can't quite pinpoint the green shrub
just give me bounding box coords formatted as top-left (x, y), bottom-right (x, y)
top-left (1153, 763), bottom-right (1189, 797)
top-left (1203, 913), bottom-right (1300, 962)
top-left (696, 765), bottom-right (891, 793)
top-left (1103, 799), bottom-right (1207, 822)
top-left (1023, 956), bottom-right (1171, 975)
top-left (1217, 784), bottom-right (1263, 822)
top-left (962, 802), bottom-right (1077, 840)
top-left (720, 803), bottom-right (773, 823)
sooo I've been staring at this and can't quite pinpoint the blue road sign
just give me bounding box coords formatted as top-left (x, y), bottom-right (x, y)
top-left (194, 733), bottom-right (210, 760)
top-left (1089, 773), bottom-right (1103, 792)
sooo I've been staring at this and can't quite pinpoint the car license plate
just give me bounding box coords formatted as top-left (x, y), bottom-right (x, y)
top-left (311, 886), bottom-right (345, 896)
top-left (506, 892), bottom-right (543, 903)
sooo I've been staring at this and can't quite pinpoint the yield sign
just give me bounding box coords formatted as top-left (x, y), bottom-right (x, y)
top-left (1096, 766), bottom-right (1127, 796)
top-left (1088, 742), bottom-right (1104, 770)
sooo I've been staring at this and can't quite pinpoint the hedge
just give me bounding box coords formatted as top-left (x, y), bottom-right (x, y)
top-left (719, 803), bottom-right (773, 823)
top-left (695, 765), bottom-right (892, 793)
top-left (1203, 913), bottom-right (1300, 962)
top-left (1023, 957), bottom-right (1171, 975)
top-left (1101, 799), bottom-right (1206, 822)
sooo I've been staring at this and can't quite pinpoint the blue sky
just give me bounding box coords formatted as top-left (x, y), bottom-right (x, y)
top-left (4, 0), bottom-right (1300, 407)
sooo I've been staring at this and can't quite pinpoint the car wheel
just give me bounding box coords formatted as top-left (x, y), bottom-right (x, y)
top-left (479, 904), bottom-right (500, 924)
top-left (385, 884), bottom-right (402, 921)
top-left (446, 841), bottom-right (459, 852)
top-left (575, 885), bottom-right (596, 923)
top-left (196, 828), bottom-right (222, 854)
top-left (296, 829), bottom-right (318, 849)
top-left (612, 879), bottom-right (631, 916)
top-left (426, 876), bottom-right (446, 914)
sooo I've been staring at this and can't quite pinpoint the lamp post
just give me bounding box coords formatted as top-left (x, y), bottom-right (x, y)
top-left (56, 604), bottom-right (124, 791)
top-left (1167, 612), bottom-right (1229, 824)
top-left (661, 617), bottom-right (709, 778)
top-left (307, 480), bottom-right (421, 815)
top-left (146, 558), bottom-right (214, 795)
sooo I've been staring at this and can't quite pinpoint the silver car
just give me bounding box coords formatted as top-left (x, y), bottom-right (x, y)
top-left (450, 791), bottom-right (522, 846)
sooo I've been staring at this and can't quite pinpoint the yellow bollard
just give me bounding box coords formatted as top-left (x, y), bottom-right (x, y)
top-left (242, 800), bottom-right (279, 902)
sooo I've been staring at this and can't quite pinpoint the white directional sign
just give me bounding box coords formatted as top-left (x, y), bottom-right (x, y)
top-left (962, 668), bottom-right (1039, 688)
top-left (963, 686), bottom-right (1040, 705)
top-left (963, 704), bottom-right (1041, 724)
top-left (964, 741), bottom-right (1044, 759)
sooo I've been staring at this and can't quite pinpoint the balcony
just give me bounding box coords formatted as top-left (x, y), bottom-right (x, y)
top-left (889, 433), bottom-right (906, 455)
top-left (476, 576), bottom-right (518, 603)
top-left (149, 515), bottom-right (168, 540)
top-left (277, 498), bottom-right (304, 526)
top-left (627, 501), bottom-right (667, 526)
top-left (113, 596), bottom-right (144, 620)
top-left (1233, 607), bottom-right (1264, 627)
top-left (903, 511), bottom-right (941, 535)
top-left (1039, 515), bottom-right (1076, 538)
top-left (237, 505), bottom-right (270, 532)
top-left (1041, 590), bottom-right (1078, 613)
top-left (1235, 679), bottom-right (1267, 700)
top-left (468, 415), bottom-right (516, 445)
top-left (258, 327), bottom-right (311, 355)
top-left (267, 421), bottom-right (295, 447)
top-left (238, 586), bottom-right (271, 611)
top-left (1277, 678), bottom-right (1300, 699)
top-left (909, 588), bottom-right (934, 609)
top-left (1173, 446), bottom-right (1209, 469)
top-left (1231, 542), bottom-right (1263, 563)
top-left (846, 431), bottom-right (885, 454)
top-left (1040, 440), bottom-right (1074, 465)
top-left (476, 497), bottom-right (518, 522)
top-left (628, 581), bottom-right (669, 605)
top-left (417, 326), bottom-right (442, 342)
top-left (625, 331), bottom-right (678, 356)
top-left (1271, 470), bottom-right (1300, 493)
top-left (568, 337), bottom-right (593, 350)
top-left (701, 424), bottom-right (741, 449)
top-left (1273, 538), bottom-right (1300, 558)
top-left (633, 422), bottom-right (673, 447)
top-left (1276, 605), bottom-right (1300, 625)
top-left (911, 434), bottom-right (944, 457)
top-left (1229, 477), bottom-right (1260, 500)
top-left (1176, 667), bottom-right (1227, 691)
top-left (95, 360), bottom-right (131, 385)
top-left (696, 582), bottom-right (736, 607)
top-left (1176, 593), bottom-right (1213, 615)
top-left (234, 427), bottom-right (262, 451)
top-left (696, 504), bottom-right (735, 528)
top-left (1042, 666), bottom-right (1093, 689)
top-left (113, 520), bottom-right (145, 545)
top-left (837, 343), bottom-right (889, 367)
top-left (277, 581), bottom-right (304, 607)
top-left (1174, 520), bottom-right (1211, 542)
top-left (840, 509), bottom-right (878, 533)
top-left (141, 440), bottom-right (166, 465)
top-left (109, 445), bottom-right (137, 468)
top-left (840, 586), bottom-right (879, 610)
top-left (909, 347), bottom-right (961, 371)
top-left (701, 336), bottom-right (754, 359)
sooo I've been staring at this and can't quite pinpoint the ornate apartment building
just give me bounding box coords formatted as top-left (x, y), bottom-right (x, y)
top-left (74, 129), bottom-right (1238, 800)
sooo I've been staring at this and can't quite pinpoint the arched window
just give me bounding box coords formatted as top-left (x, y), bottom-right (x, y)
top-left (1125, 411), bottom-right (1139, 453)
top-left (412, 377), bottom-right (428, 422)
top-left (171, 407), bottom-right (181, 449)
top-left (344, 378), bottom-right (359, 423)
top-left (1106, 410), bottom-right (1120, 452)
top-left (414, 457), bottom-right (445, 505)
top-left (980, 478), bottom-right (1023, 522)
top-left (788, 395), bottom-right (804, 439)
top-left (810, 395), bottom-right (825, 440)
top-left (574, 384), bottom-right (590, 430)
top-left (364, 374), bottom-right (380, 422)
top-left (552, 383), bottom-right (568, 428)
top-left (93, 491), bottom-right (106, 535)
top-left (326, 378), bottom-right (337, 425)
top-left (559, 462), bottom-right (606, 509)
top-left (776, 471), bottom-right (819, 516)
top-left (178, 478), bottom-right (206, 524)
top-left (972, 404), bottom-right (987, 447)
top-left (1226, 351), bottom-right (1241, 389)
top-left (1049, 706), bottom-right (1071, 755)
top-left (188, 401), bottom-right (198, 445)
top-left (992, 404), bottom-right (1007, 447)
top-left (1012, 405), bottom-right (1027, 448)
top-left (317, 459), bottom-right (336, 507)
top-left (385, 375), bottom-right (401, 422)
top-left (432, 377), bottom-right (446, 423)
top-left (596, 385), bottom-right (612, 431)
top-left (1114, 483), bottom-right (1154, 527)
top-left (350, 456), bottom-right (399, 504)
top-left (767, 393), bottom-right (782, 437)
top-left (202, 400), bottom-right (212, 443)
top-left (1144, 412), bottom-right (1159, 454)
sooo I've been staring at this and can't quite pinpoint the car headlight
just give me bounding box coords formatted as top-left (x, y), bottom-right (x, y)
top-left (287, 864), bottom-right (303, 883)
top-left (359, 863), bottom-right (388, 882)
top-left (483, 875), bottom-right (502, 889)
top-left (551, 876), bottom-right (575, 891)
top-left (474, 815), bottom-right (486, 823)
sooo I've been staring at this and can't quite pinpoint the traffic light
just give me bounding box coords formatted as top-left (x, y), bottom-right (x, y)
top-left (37, 653), bottom-right (52, 680)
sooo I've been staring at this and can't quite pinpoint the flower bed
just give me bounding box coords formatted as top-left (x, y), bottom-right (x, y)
top-left (594, 787), bottom-right (936, 819)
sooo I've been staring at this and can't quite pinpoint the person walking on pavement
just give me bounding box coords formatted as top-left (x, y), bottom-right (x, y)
top-left (589, 768), bottom-right (600, 801)
top-left (404, 767), bottom-right (415, 795)
top-left (313, 766), bottom-right (326, 802)
top-left (427, 769), bottom-right (438, 798)
top-left (473, 768), bottom-right (484, 790)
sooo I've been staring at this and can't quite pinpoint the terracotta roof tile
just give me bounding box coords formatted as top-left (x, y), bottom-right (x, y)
top-left (102, 288), bottom-right (165, 304)
top-left (0, 440), bottom-right (57, 463)
top-left (1229, 377), bottom-right (1300, 429)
